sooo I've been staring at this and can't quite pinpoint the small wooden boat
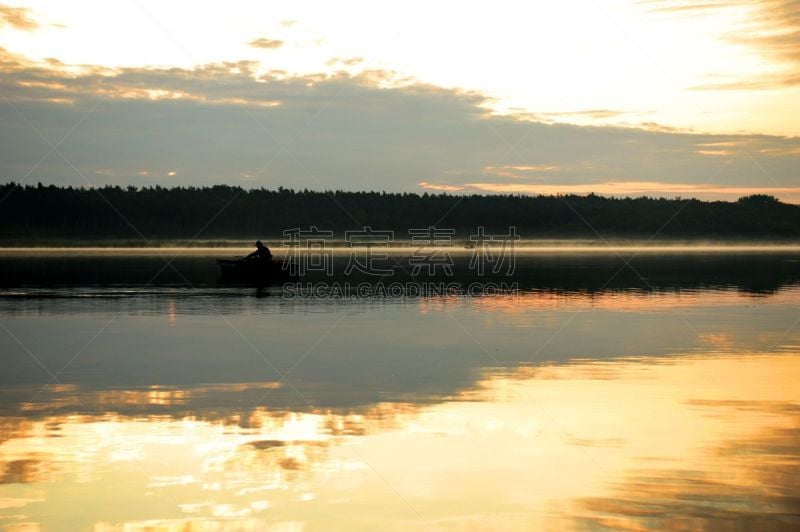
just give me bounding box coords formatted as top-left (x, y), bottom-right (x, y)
top-left (216, 258), bottom-right (295, 284)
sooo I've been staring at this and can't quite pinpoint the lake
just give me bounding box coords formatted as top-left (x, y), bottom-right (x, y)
top-left (1, 248), bottom-right (799, 530)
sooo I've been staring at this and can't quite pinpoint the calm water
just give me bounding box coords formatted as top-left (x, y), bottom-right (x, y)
top-left (1, 249), bottom-right (799, 530)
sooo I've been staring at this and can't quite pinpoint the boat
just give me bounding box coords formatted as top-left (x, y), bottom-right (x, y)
top-left (216, 257), bottom-right (296, 284)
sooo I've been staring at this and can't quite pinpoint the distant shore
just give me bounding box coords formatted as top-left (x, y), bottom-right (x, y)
top-left (3, 183), bottom-right (799, 242)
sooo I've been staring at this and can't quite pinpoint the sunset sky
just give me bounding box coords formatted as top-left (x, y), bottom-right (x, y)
top-left (1, 0), bottom-right (798, 200)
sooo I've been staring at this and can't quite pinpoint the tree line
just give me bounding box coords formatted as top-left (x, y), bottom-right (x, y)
top-left (1, 182), bottom-right (798, 243)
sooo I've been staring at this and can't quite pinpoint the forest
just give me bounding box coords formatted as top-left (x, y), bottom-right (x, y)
top-left (0, 182), bottom-right (798, 243)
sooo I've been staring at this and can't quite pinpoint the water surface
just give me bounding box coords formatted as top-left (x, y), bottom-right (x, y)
top-left (1, 249), bottom-right (799, 530)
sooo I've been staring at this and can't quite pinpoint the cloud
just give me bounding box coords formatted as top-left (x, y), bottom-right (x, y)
top-left (248, 37), bottom-right (284, 49)
top-left (455, 181), bottom-right (800, 202)
top-left (482, 165), bottom-right (560, 179)
top-left (689, 72), bottom-right (800, 90)
top-left (644, 0), bottom-right (800, 90)
top-left (727, 0), bottom-right (800, 65)
top-left (418, 182), bottom-right (465, 192)
top-left (0, 4), bottom-right (38, 30)
top-left (0, 46), bottom-right (798, 201)
top-left (539, 109), bottom-right (631, 120)
top-left (0, 47), bottom-right (284, 106)
top-left (326, 57), bottom-right (366, 68)
top-left (638, 0), bottom-right (737, 15)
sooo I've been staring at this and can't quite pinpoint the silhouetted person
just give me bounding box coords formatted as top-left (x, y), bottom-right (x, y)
top-left (246, 240), bottom-right (272, 261)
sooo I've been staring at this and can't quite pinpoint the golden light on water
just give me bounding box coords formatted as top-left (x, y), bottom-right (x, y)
top-left (1, 353), bottom-right (799, 529)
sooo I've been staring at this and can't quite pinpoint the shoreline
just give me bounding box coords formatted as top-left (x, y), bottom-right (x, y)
top-left (1, 243), bottom-right (800, 254)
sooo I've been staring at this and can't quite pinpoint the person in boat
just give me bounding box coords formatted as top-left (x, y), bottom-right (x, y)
top-left (246, 240), bottom-right (273, 261)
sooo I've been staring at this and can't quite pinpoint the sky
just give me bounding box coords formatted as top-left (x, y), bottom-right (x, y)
top-left (0, 0), bottom-right (798, 201)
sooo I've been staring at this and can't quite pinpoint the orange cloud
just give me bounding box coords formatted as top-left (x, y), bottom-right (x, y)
top-left (248, 37), bottom-right (284, 49)
top-left (0, 4), bottom-right (38, 31)
top-left (423, 181), bottom-right (800, 201)
top-left (419, 181), bottom-right (464, 192)
top-left (696, 149), bottom-right (735, 156)
top-left (649, 0), bottom-right (800, 90)
top-left (483, 164), bottom-right (559, 179)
